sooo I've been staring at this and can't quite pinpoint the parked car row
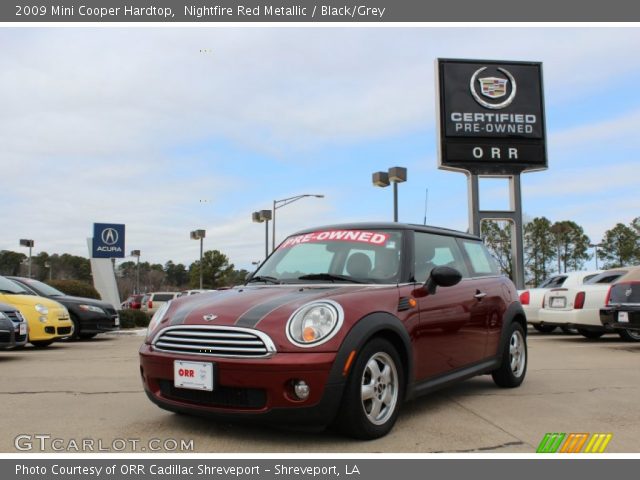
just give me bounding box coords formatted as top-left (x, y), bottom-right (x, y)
top-left (520, 266), bottom-right (640, 341)
top-left (122, 290), bottom-right (212, 313)
top-left (0, 275), bottom-right (119, 348)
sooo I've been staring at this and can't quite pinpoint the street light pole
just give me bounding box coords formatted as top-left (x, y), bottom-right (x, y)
top-left (271, 194), bottom-right (324, 252)
top-left (372, 167), bottom-right (407, 222)
top-left (590, 243), bottom-right (602, 270)
top-left (131, 250), bottom-right (141, 294)
top-left (252, 210), bottom-right (272, 259)
top-left (190, 230), bottom-right (206, 290)
top-left (19, 239), bottom-right (34, 278)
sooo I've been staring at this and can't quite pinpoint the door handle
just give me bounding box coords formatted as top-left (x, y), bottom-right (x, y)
top-left (474, 291), bottom-right (487, 300)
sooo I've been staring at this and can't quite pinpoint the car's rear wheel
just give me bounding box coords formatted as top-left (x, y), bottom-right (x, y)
top-left (577, 329), bottom-right (604, 339)
top-left (30, 340), bottom-right (53, 348)
top-left (618, 329), bottom-right (640, 342)
top-left (336, 338), bottom-right (404, 440)
top-left (532, 324), bottom-right (557, 333)
top-left (492, 322), bottom-right (527, 388)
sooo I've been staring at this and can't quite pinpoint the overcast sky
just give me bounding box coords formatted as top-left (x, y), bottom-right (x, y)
top-left (1, 27), bottom-right (639, 270)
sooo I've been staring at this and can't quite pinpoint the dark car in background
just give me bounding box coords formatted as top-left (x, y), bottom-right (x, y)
top-left (600, 273), bottom-right (640, 341)
top-left (7, 277), bottom-right (119, 339)
top-left (0, 302), bottom-right (28, 349)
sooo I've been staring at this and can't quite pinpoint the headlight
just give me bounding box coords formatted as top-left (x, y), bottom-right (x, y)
top-left (0, 311), bottom-right (7, 320)
top-left (286, 300), bottom-right (344, 347)
top-left (78, 304), bottom-right (106, 314)
top-left (35, 304), bottom-right (49, 315)
top-left (147, 302), bottom-right (171, 336)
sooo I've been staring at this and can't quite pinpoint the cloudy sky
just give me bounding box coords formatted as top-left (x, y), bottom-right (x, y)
top-left (1, 27), bottom-right (639, 271)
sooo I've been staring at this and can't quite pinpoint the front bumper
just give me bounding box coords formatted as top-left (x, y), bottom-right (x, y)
top-left (27, 308), bottom-right (74, 342)
top-left (139, 344), bottom-right (345, 427)
top-left (537, 307), bottom-right (608, 330)
top-left (600, 307), bottom-right (640, 331)
top-left (77, 312), bottom-right (120, 334)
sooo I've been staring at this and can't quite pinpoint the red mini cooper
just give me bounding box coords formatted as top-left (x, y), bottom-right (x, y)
top-left (140, 223), bottom-right (527, 439)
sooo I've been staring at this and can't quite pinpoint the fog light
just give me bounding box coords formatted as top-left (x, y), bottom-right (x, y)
top-left (294, 380), bottom-right (310, 400)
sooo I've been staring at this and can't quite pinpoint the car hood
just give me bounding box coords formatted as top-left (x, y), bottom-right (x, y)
top-left (0, 294), bottom-right (65, 310)
top-left (149, 284), bottom-right (401, 348)
top-left (48, 295), bottom-right (114, 309)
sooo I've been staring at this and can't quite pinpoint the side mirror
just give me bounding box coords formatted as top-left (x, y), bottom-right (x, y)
top-left (424, 266), bottom-right (462, 295)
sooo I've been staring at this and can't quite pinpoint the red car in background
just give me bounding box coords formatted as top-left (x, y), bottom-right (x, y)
top-left (140, 223), bottom-right (527, 439)
top-left (122, 294), bottom-right (143, 310)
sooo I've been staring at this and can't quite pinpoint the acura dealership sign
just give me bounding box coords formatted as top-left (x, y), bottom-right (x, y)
top-left (92, 223), bottom-right (125, 258)
top-left (437, 58), bottom-right (547, 174)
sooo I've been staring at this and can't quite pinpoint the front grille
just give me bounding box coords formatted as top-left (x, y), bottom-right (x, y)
top-left (57, 327), bottom-right (72, 335)
top-left (153, 326), bottom-right (276, 358)
top-left (158, 380), bottom-right (266, 409)
top-left (0, 331), bottom-right (10, 343)
top-left (15, 334), bottom-right (27, 343)
top-left (45, 327), bottom-right (55, 334)
top-left (6, 311), bottom-right (24, 324)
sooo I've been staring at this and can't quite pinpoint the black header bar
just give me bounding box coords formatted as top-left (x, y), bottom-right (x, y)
top-left (3, 0), bottom-right (640, 22)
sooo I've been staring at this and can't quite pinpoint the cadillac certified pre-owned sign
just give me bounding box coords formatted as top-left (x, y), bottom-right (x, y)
top-left (437, 58), bottom-right (547, 174)
top-left (92, 223), bottom-right (125, 258)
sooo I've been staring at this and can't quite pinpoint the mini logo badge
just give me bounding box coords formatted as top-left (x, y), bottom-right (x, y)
top-left (470, 67), bottom-right (517, 110)
top-left (101, 228), bottom-right (119, 245)
top-left (203, 314), bottom-right (218, 322)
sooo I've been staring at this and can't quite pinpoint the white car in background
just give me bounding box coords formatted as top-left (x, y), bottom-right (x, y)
top-left (519, 270), bottom-right (601, 333)
top-left (537, 266), bottom-right (640, 339)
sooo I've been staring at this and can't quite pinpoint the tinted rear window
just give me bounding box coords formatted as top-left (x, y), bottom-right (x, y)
top-left (608, 283), bottom-right (640, 304)
top-left (585, 271), bottom-right (625, 285)
top-left (152, 294), bottom-right (175, 302)
top-left (539, 276), bottom-right (567, 289)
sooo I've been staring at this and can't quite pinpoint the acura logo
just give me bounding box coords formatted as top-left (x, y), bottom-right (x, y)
top-left (470, 67), bottom-right (517, 110)
top-left (101, 228), bottom-right (119, 246)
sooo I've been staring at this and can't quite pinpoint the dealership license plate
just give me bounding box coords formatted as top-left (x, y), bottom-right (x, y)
top-left (174, 361), bottom-right (214, 391)
top-left (550, 297), bottom-right (566, 308)
top-left (618, 311), bottom-right (629, 323)
top-left (114, 316), bottom-right (120, 326)
top-left (19, 323), bottom-right (27, 335)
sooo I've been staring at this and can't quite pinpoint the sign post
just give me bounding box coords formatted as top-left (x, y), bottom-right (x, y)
top-left (89, 223), bottom-right (125, 309)
top-left (436, 59), bottom-right (547, 289)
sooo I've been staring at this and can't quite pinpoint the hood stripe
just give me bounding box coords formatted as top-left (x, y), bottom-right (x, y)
top-left (169, 290), bottom-right (236, 326)
top-left (235, 289), bottom-right (337, 328)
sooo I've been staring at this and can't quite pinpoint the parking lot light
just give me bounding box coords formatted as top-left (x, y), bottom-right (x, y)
top-left (190, 230), bottom-right (206, 289)
top-left (272, 194), bottom-right (324, 252)
top-left (372, 167), bottom-right (407, 222)
top-left (131, 250), bottom-right (141, 294)
top-left (252, 210), bottom-right (273, 259)
top-left (19, 239), bottom-right (35, 278)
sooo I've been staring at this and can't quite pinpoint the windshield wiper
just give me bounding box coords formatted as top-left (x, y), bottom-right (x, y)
top-left (246, 275), bottom-right (281, 285)
top-left (297, 273), bottom-right (368, 284)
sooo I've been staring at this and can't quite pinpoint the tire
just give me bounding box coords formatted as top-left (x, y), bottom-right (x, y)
top-left (533, 324), bottom-right (557, 333)
top-left (30, 340), bottom-right (53, 348)
top-left (336, 338), bottom-right (404, 440)
top-left (577, 329), bottom-right (604, 339)
top-left (79, 333), bottom-right (97, 339)
top-left (618, 329), bottom-right (640, 342)
top-left (69, 314), bottom-right (81, 340)
top-left (492, 322), bottom-right (527, 388)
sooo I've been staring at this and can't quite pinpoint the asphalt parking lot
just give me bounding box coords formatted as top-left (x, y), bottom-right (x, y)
top-left (1, 329), bottom-right (639, 453)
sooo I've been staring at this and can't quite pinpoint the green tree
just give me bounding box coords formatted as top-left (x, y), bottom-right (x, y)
top-left (189, 250), bottom-right (235, 289)
top-left (599, 223), bottom-right (640, 268)
top-left (481, 220), bottom-right (513, 280)
top-left (165, 261), bottom-right (189, 287)
top-left (0, 250), bottom-right (27, 276)
top-left (555, 220), bottom-right (591, 272)
top-left (225, 268), bottom-right (251, 287)
top-left (523, 217), bottom-right (556, 286)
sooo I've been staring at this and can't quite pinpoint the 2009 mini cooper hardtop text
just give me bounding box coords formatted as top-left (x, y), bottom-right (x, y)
top-left (140, 223), bottom-right (527, 439)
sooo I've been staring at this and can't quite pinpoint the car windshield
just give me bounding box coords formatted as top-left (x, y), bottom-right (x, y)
top-left (252, 229), bottom-right (403, 284)
top-left (18, 278), bottom-right (65, 296)
top-left (0, 276), bottom-right (32, 295)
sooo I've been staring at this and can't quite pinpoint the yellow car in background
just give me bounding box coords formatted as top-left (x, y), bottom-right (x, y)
top-left (0, 275), bottom-right (73, 347)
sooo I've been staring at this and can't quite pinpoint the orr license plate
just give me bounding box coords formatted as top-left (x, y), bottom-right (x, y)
top-left (550, 297), bottom-right (566, 308)
top-left (174, 360), bottom-right (214, 391)
top-left (618, 311), bottom-right (629, 323)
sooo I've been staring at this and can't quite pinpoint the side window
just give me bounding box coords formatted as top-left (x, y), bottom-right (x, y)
top-left (461, 240), bottom-right (501, 277)
top-left (414, 232), bottom-right (469, 283)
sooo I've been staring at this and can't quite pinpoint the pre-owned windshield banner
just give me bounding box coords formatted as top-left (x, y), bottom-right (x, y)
top-left (2, 0), bottom-right (640, 22)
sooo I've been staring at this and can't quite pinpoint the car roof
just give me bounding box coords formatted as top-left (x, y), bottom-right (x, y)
top-left (290, 222), bottom-right (480, 241)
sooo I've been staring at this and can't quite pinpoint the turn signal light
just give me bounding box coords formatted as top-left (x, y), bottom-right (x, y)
top-left (604, 286), bottom-right (613, 306)
top-left (148, 300), bottom-right (153, 309)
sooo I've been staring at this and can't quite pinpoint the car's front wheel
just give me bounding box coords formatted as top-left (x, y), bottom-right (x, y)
top-left (492, 322), bottom-right (527, 388)
top-left (336, 338), bottom-right (404, 440)
top-left (618, 328), bottom-right (640, 342)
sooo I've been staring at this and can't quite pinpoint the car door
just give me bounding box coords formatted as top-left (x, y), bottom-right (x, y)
top-left (412, 232), bottom-right (487, 380)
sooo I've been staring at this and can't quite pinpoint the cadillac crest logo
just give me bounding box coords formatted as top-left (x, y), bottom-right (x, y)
top-left (470, 67), bottom-right (517, 110)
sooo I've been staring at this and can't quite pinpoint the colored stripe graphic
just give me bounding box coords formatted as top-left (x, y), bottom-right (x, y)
top-left (537, 433), bottom-right (613, 453)
top-left (536, 433), bottom-right (565, 453)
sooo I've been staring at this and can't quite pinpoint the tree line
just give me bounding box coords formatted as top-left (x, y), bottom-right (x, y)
top-left (482, 216), bottom-right (640, 286)
top-left (0, 249), bottom-right (250, 298)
